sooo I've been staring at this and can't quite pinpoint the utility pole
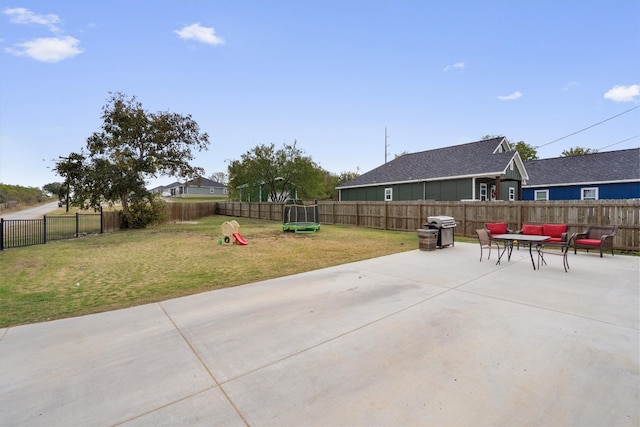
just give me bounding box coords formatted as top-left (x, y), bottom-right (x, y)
top-left (385, 127), bottom-right (390, 163)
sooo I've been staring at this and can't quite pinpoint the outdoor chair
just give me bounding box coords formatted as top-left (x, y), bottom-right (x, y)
top-left (476, 229), bottom-right (500, 261)
top-left (573, 225), bottom-right (618, 257)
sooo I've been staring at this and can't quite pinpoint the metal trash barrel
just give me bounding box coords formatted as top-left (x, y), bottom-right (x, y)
top-left (417, 229), bottom-right (438, 251)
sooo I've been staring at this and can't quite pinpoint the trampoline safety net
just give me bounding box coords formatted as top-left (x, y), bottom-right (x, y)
top-left (282, 199), bottom-right (320, 233)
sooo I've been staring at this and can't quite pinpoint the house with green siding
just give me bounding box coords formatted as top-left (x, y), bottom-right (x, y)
top-left (337, 137), bottom-right (528, 202)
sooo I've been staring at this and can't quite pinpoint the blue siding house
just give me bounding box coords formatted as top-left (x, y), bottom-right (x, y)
top-left (522, 148), bottom-right (640, 200)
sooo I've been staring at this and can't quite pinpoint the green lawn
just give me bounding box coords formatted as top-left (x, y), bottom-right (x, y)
top-left (0, 215), bottom-right (418, 327)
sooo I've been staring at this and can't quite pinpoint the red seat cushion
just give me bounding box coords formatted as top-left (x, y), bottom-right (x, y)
top-left (486, 222), bottom-right (508, 235)
top-left (521, 224), bottom-right (543, 235)
top-left (543, 223), bottom-right (567, 238)
top-left (576, 238), bottom-right (601, 246)
top-left (547, 237), bottom-right (564, 243)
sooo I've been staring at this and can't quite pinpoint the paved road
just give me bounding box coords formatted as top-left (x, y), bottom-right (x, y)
top-left (0, 201), bottom-right (60, 220)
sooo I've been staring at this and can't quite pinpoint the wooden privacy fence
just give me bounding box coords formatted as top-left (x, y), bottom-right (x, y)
top-left (89, 203), bottom-right (218, 229)
top-left (216, 200), bottom-right (640, 251)
top-left (163, 202), bottom-right (218, 222)
top-left (102, 211), bottom-right (122, 233)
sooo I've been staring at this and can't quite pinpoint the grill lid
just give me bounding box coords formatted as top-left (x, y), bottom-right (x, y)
top-left (427, 215), bottom-right (457, 228)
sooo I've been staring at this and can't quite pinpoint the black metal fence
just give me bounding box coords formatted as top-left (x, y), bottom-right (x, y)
top-left (0, 210), bottom-right (103, 251)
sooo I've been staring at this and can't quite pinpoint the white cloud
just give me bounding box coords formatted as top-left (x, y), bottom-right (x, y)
top-left (3, 7), bottom-right (60, 32)
top-left (497, 91), bottom-right (523, 101)
top-left (443, 61), bottom-right (465, 72)
top-left (174, 23), bottom-right (225, 45)
top-left (5, 36), bottom-right (82, 62)
top-left (603, 84), bottom-right (640, 102)
top-left (3, 7), bottom-right (82, 62)
top-left (562, 81), bottom-right (579, 92)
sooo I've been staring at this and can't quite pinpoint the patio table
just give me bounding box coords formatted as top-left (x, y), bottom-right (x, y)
top-left (491, 233), bottom-right (550, 270)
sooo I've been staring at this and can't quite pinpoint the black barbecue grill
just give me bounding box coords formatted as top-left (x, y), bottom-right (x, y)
top-left (425, 215), bottom-right (457, 248)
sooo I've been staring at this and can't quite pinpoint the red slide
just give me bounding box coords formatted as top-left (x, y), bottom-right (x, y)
top-left (232, 233), bottom-right (248, 245)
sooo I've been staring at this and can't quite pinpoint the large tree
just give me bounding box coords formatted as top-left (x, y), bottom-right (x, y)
top-left (562, 146), bottom-right (596, 156)
top-left (42, 182), bottom-right (65, 199)
top-left (55, 92), bottom-right (210, 227)
top-left (319, 169), bottom-right (361, 200)
top-left (513, 141), bottom-right (538, 161)
top-left (227, 141), bottom-right (324, 202)
top-left (482, 135), bottom-right (538, 161)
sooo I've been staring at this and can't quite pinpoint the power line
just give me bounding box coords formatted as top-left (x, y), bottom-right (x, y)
top-left (535, 105), bottom-right (640, 149)
top-left (597, 134), bottom-right (640, 151)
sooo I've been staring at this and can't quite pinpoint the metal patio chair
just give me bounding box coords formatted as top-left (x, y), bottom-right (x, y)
top-left (476, 228), bottom-right (500, 262)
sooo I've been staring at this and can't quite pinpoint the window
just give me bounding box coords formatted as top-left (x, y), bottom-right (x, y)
top-left (210, 187), bottom-right (215, 194)
top-left (384, 188), bottom-right (393, 201)
top-left (581, 187), bottom-right (599, 200)
top-left (534, 190), bottom-right (549, 201)
top-left (223, 188), bottom-right (228, 195)
top-left (509, 187), bottom-right (515, 201)
top-left (480, 183), bottom-right (487, 201)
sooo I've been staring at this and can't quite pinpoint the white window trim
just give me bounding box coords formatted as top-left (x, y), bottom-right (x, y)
top-left (581, 187), bottom-right (599, 200)
top-left (508, 187), bottom-right (515, 201)
top-left (384, 187), bottom-right (393, 201)
top-left (480, 183), bottom-right (487, 201)
top-left (534, 189), bottom-right (549, 201)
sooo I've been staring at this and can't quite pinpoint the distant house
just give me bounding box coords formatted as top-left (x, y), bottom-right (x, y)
top-left (161, 181), bottom-right (183, 197)
top-left (337, 137), bottom-right (528, 202)
top-left (152, 177), bottom-right (227, 198)
top-left (522, 148), bottom-right (640, 200)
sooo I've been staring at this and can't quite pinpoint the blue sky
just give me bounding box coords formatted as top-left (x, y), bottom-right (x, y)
top-left (1, 0), bottom-right (639, 189)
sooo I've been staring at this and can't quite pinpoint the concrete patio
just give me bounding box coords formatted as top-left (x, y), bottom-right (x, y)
top-left (1, 242), bottom-right (638, 426)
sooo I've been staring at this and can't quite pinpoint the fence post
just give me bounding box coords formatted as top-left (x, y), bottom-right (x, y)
top-left (518, 202), bottom-right (523, 230)
top-left (75, 212), bottom-right (79, 237)
top-left (331, 201), bottom-right (335, 225)
top-left (384, 202), bottom-right (388, 230)
top-left (461, 203), bottom-right (466, 236)
top-left (43, 215), bottom-right (47, 244)
top-left (0, 218), bottom-right (4, 251)
top-left (100, 206), bottom-right (104, 234)
top-left (597, 203), bottom-right (603, 226)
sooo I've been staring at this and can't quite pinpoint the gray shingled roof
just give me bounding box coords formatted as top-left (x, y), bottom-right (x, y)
top-left (338, 137), bottom-right (520, 188)
top-left (523, 148), bottom-right (640, 187)
top-left (186, 177), bottom-right (226, 188)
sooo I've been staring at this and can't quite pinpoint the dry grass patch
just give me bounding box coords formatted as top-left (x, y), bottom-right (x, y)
top-left (0, 216), bottom-right (416, 327)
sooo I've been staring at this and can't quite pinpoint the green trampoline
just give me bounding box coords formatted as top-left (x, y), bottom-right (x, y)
top-left (282, 200), bottom-right (320, 234)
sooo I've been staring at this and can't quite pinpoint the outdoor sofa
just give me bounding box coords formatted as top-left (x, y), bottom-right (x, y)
top-left (518, 223), bottom-right (570, 246)
top-left (484, 222), bottom-right (512, 237)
